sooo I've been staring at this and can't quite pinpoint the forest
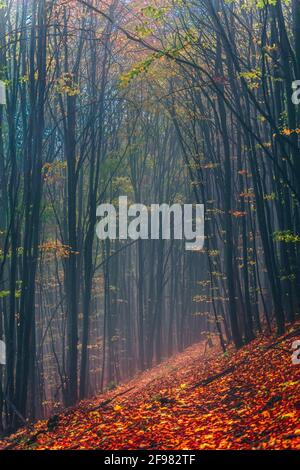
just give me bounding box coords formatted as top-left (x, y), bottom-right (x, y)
top-left (0, 0), bottom-right (300, 451)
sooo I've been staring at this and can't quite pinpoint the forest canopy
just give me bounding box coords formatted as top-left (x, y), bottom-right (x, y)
top-left (0, 0), bottom-right (299, 440)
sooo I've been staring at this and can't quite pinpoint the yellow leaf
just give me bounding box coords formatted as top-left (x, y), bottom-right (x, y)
top-left (281, 412), bottom-right (295, 419)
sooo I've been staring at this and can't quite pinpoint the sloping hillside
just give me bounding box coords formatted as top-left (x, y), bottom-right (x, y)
top-left (1, 324), bottom-right (300, 450)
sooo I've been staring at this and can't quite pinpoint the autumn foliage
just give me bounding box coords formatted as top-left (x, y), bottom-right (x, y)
top-left (1, 324), bottom-right (299, 450)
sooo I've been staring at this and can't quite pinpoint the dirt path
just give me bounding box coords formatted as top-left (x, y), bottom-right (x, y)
top-left (1, 325), bottom-right (300, 450)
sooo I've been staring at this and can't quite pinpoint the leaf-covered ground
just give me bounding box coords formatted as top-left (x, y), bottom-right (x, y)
top-left (1, 324), bottom-right (300, 450)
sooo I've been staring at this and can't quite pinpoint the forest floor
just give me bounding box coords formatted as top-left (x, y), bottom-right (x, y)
top-left (1, 323), bottom-right (300, 450)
